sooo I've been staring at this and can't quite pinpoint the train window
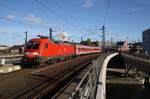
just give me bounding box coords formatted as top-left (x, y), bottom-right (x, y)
top-left (26, 41), bottom-right (40, 49)
top-left (45, 43), bottom-right (48, 48)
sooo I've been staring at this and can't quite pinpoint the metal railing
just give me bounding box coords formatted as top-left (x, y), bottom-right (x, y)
top-left (69, 53), bottom-right (119, 99)
top-left (134, 54), bottom-right (150, 61)
top-left (69, 58), bottom-right (101, 99)
top-left (123, 53), bottom-right (150, 63)
top-left (0, 54), bottom-right (23, 58)
top-left (0, 54), bottom-right (23, 65)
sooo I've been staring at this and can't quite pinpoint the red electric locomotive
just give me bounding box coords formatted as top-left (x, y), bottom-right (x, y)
top-left (23, 36), bottom-right (101, 65)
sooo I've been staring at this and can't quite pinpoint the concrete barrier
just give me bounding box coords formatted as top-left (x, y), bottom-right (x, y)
top-left (0, 65), bottom-right (21, 73)
top-left (0, 58), bottom-right (5, 65)
top-left (96, 53), bottom-right (119, 99)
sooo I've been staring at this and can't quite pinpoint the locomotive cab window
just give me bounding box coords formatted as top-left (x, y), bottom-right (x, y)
top-left (26, 41), bottom-right (40, 49)
top-left (45, 43), bottom-right (48, 48)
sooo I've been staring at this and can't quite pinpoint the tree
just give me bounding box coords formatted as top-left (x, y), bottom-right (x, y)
top-left (87, 38), bottom-right (91, 46)
top-left (95, 41), bottom-right (99, 46)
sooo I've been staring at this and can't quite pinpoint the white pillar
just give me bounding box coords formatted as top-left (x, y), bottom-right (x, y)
top-left (1, 58), bottom-right (5, 65)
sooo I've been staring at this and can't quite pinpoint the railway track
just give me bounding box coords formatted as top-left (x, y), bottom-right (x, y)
top-left (0, 54), bottom-right (99, 99)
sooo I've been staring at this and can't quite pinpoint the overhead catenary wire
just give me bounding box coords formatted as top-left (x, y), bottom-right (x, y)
top-left (35, 0), bottom-right (67, 22)
top-left (82, 0), bottom-right (111, 40)
top-left (0, 0), bottom-right (101, 41)
top-left (52, 1), bottom-right (82, 27)
top-left (0, 3), bottom-right (50, 29)
top-left (35, 0), bottom-right (67, 32)
top-left (35, 0), bottom-right (79, 28)
top-left (0, 3), bottom-right (26, 16)
top-left (0, 15), bottom-right (49, 29)
top-left (0, 16), bottom-right (49, 29)
top-left (0, 1), bottom-right (64, 42)
top-left (0, 16), bottom-right (33, 27)
top-left (103, 0), bottom-right (111, 26)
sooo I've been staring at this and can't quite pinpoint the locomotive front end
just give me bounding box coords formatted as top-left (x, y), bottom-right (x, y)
top-left (22, 39), bottom-right (42, 65)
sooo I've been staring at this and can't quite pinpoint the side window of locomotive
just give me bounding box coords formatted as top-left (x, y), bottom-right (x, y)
top-left (45, 43), bottom-right (48, 49)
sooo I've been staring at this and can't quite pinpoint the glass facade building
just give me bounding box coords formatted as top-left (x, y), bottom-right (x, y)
top-left (142, 29), bottom-right (150, 54)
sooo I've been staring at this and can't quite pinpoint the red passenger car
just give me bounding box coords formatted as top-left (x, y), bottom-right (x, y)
top-left (75, 45), bottom-right (101, 55)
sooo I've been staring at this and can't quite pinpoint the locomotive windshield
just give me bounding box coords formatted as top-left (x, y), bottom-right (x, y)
top-left (26, 41), bottom-right (40, 49)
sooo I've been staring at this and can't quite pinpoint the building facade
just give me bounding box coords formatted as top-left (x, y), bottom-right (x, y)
top-left (0, 45), bottom-right (8, 51)
top-left (117, 41), bottom-right (130, 52)
top-left (142, 29), bottom-right (150, 54)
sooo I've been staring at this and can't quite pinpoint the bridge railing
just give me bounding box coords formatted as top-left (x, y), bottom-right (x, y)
top-left (134, 54), bottom-right (150, 60)
top-left (124, 53), bottom-right (150, 63)
top-left (0, 54), bottom-right (23, 59)
top-left (0, 54), bottom-right (23, 65)
top-left (69, 53), bottom-right (119, 99)
top-left (69, 57), bottom-right (101, 99)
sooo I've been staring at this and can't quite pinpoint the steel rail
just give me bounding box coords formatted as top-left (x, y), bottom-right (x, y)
top-left (14, 55), bottom-right (98, 99)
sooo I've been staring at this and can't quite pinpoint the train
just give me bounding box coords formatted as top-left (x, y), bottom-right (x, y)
top-left (22, 36), bottom-right (101, 65)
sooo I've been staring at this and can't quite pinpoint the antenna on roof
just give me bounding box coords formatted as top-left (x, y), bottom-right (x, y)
top-left (49, 28), bottom-right (53, 40)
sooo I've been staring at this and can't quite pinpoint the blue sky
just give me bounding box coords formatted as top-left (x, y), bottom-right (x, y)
top-left (0, 0), bottom-right (150, 45)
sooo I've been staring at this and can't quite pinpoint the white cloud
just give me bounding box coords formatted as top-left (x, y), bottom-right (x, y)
top-left (142, 0), bottom-right (150, 5)
top-left (23, 14), bottom-right (50, 27)
top-left (83, 0), bottom-right (93, 8)
top-left (23, 14), bottom-right (41, 24)
top-left (3, 14), bottom-right (50, 28)
top-left (131, 8), bottom-right (139, 12)
top-left (0, 28), bottom-right (7, 33)
top-left (136, 0), bottom-right (150, 5)
top-left (4, 15), bottom-right (15, 20)
top-left (0, 28), bottom-right (22, 35)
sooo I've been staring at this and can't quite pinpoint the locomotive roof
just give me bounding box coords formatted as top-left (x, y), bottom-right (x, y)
top-left (29, 38), bottom-right (54, 43)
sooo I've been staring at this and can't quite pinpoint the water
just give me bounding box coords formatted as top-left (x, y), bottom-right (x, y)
top-left (107, 84), bottom-right (150, 99)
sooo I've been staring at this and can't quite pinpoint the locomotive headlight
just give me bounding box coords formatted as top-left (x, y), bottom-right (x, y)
top-left (25, 52), bottom-right (40, 56)
top-left (25, 52), bottom-right (29, 55)
top-left (32, 52), bottom-right (39, 55)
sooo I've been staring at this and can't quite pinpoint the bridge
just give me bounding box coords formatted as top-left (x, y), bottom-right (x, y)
top-left (0, 53), bottom-right (150, 99)
top-left (60, 52), bottom-right (150, 99)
